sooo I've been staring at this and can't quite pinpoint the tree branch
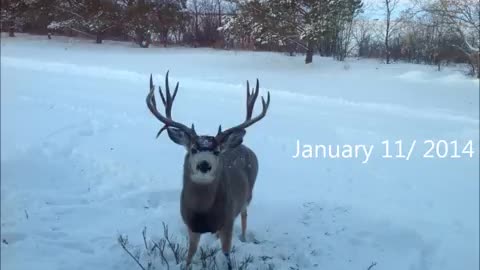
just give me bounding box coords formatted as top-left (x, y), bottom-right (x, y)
top-left (118, 235), bottom-right (147, 270)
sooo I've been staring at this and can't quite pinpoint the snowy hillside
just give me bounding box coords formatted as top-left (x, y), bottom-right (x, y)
top-left (1, 34), bottom-right (479, 270)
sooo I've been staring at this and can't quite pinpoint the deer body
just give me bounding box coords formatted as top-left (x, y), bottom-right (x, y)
top-left (181, 144), bottom-right (258, 234)
top-left (146, 72), bottom-right (270, 269)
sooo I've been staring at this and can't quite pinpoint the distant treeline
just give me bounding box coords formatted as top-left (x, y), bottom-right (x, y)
top-left (1, 0), bottom-right (478, 77)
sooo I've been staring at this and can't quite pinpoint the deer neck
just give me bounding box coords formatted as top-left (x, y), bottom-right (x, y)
top-left (183, 172), bottom-right (223, 212)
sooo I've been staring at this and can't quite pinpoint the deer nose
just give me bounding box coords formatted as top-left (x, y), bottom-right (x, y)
top-left (197, 160), bottom-right (212, 173)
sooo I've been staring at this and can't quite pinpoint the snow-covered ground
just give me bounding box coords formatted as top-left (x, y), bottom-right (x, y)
top-left (1, 34), bottom-right (479, 270)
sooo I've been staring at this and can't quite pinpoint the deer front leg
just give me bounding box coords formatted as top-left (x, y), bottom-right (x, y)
top-left (186, 230), bottom-right (201, 268)
top-left (219, 222), bottom-right (234, 270)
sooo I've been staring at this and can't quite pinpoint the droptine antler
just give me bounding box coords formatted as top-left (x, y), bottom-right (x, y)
top-left (216, 79), bottom-right (270, 142)
top-left (146, 71), bottom-right (197, 138)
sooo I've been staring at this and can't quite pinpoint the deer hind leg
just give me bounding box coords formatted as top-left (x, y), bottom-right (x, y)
top-left (219, 223), bottom-right (234, 270)
top-left (240, 210), bottom-right (247, 242)
top-left (239, 198), bottom-right (250, 242)
top-left (186, 230), bottom-right (201, 267)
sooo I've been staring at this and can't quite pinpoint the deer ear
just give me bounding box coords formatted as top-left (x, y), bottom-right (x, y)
top-left (167, 128), bottom-right (191, 147)
top-left (219, 129), bottom-right (246, 151)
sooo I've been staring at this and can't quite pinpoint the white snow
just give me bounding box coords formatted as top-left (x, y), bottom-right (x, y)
top-left (1, 33), bottom-right (479, 270)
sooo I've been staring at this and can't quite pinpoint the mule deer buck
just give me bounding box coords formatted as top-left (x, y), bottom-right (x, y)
top-left (146, 72), bottom-right (271, 269)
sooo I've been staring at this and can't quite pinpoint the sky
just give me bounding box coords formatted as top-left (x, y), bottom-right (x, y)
top-left (362, 0), bottom-right (413, 19)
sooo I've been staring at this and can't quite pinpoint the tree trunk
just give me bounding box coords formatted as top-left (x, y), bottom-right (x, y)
top-left (305, 41), bottom-right (314, 64)
top-left (9, 21), bottom-right (15, 37)
top-left (161, 29), bottom-right (168, 47)
top-left (384, 28), bottom-right (390, 64)
top-left (288, 41), bottom-right (296, 56)
top-left (385, 0), bottom-right (391, 64)
top-left (473, 53), bottom-right (479, 79)
top-left (217, 0), bottom-right (222, 27)
top-left (96, 32), bottom-right (103, 44)
top-left (136, 30), bottom-right (150, 48)
top-left (194, 14), bottom-right (199, 45)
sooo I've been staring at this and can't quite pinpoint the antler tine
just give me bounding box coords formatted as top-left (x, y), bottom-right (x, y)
top-left (246, 80), bottom-right (251, 120)
top-left (147, 74), bottom-right (163, 121)
top-left (154, 72), bottom-right (167, 106)
top-left (172, 81), bottom-right (179, 102)
top-left (262, 91), bottom-right (271, 111)
top-left (146, 72), bottom-right (196, 139)
top-left (254, 78), bottom-right (260, 100)
top-left (245, 78), bottom-right (261, 120)
top-left (165, 70), bottom-right (172, 105)
top-left (156, 126), bottom-right (167, 138)
top-left (164, 72), bottom-right (178, 119)
top-left (158, 85), bottom-right (167, 106)
top-left (216, 79), bottom-right (271, 141)
top-left (149, 74), bottom-right (157, 108)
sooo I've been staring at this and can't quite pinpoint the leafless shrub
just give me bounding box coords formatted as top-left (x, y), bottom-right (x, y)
top-left (152, 239), bottom-right (170, 270)
top-left (236, 254), bottom-right (254, 270)
top-left (259, 255), bottom-right (273, 262)
top-left (199, 246), bottom-right (221, 269)
top-left (118, 234), bottom-right (148, 270)
top-left (161, 222), bottom-right (187, 264)
top-left (367, 261), bottom-right (378, 270)
top-left (118, 222), bottom-right (259, 270)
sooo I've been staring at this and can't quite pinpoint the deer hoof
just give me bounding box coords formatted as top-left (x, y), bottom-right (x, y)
top-left (239, 234), bottom-right (247, 242)
top-left (181, 260), bottom-right (193, 270)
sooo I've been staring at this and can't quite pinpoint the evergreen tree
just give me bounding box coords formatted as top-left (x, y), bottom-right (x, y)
top-left (1, 0), bottom-right (32, 37)
top-left (47, 0), bottom-right (120, 43)
top-left (220, 0), bottom-right (363, 63)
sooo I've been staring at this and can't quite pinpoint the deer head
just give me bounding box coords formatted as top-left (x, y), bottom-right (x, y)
top-left (146, 72), bottom-right (270, 184)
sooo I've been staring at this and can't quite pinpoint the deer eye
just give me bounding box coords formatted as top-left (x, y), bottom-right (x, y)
top-left (191, 148), bottom-right (198, 154)
top-left (213, 149), bottom-right (220, 156)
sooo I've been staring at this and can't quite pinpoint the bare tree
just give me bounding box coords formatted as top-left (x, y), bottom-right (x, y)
top-left (414, 0), bottom-right (479, 76)
top-left (436, 0), bottom-right (479, 51)
top-left (382, 0), bottom-right (401, 63)
top-left (191, 0), bottom-right (200, 45)
top-left (433, 0), bottom-right (479, 76)
top-left (187, 0), bottom-right (227, 46)
top-left (352, 17), bottom-right (375, 57)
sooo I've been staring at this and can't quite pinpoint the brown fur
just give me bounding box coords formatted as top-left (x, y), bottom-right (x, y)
top-left (181, 144), bottom-right (258, 265)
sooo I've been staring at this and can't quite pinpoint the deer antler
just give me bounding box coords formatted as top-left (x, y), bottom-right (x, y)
top-left (146, 71), bottom-right (197, 139)
top-left (216, 79), bottom-right (270, 142)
